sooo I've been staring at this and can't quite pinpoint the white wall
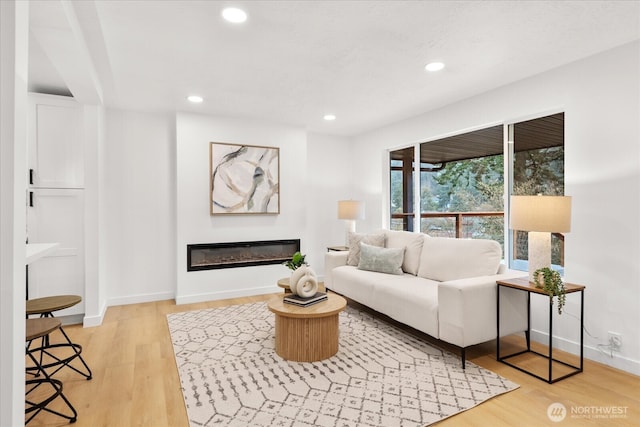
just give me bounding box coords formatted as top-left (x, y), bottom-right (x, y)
top-left (83, 104), bottom-right (108, 326)
top-left (350, 41), bottom-right (640, 374)
top-left (0, 1), bottom-right (28, 424)
top-left (175, 113), bottom-right (310, 303)
top-left (306, 132), bottom-right (354, 269)
top-left (104, 109), bottom-right (176, 305)
top-left (100, 111), bottom-right (352, 307)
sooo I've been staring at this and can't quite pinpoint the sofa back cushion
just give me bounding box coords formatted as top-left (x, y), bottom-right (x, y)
top-left (417, 237), bottom-right (502, 281)
top-left (383, 230), bottom-right (426, 275)
top-left (346, 232), bottom-right (385, 266)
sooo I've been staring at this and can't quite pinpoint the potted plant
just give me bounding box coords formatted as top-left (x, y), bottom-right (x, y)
top-left (283, 251), bottom-right (307, 271)
top-left (533, 267), bottom-right (566, 314)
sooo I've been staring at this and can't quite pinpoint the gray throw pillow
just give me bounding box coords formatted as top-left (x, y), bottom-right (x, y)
top-left (347, 232), bottom-right (385, 266)
top-left (357, 242), bottom-right (404, 275)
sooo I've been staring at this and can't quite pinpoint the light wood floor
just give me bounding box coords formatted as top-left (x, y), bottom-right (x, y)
top-left (27, 293), bottom-right (640, 426)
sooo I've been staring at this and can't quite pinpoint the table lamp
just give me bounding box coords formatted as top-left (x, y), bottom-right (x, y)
top-left (510, 195), bottom-right (572, 282)
top-left (337, 200), bottom-right (365, 245)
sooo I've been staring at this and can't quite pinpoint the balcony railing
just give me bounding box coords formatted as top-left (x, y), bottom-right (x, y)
top-left (421, 211), bottom-right (503, 238)
top-left (391, 211), bottom-right (504, 238)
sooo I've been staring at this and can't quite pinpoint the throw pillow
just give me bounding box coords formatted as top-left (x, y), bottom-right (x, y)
top-left (357, 243), bottom-right (404, 275)
top-left (347, 232), bottom-right (385, 266)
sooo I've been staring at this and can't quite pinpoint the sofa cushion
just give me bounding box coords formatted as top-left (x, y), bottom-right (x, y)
top-left (383, 230), bottom-right (426, 275)
top-left (417, 237), bottom-right (502, 282)
top-left (357, 243), bottom-right (404, 275)
top-left (346, 232), bottom-right (385, 266)
top-left (373, 275), bottom-right (440, 339)
top-left (330, 266), bottom-right (377, 307)
top-left (330, 265), bottom-right (440, 339)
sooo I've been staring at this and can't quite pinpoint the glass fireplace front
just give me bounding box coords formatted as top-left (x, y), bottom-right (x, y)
top-left (187, 239), bottom-right (301, 271)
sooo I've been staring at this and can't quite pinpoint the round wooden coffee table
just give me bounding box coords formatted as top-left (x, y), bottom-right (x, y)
top-left (268, 293), bottom-right (347, 362)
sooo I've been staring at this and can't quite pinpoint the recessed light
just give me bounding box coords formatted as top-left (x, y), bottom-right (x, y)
top-left (324, 114), bottom-right (336, 121)
top-left (222, 7), bottom-right (247, 23)
top-left (187, 95), bottom-right (203, 103)
top-left (425, 62), bottom-right (445, 72)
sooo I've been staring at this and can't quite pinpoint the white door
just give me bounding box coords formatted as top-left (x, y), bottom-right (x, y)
top-left (27, 188), bottom-right (85, 316)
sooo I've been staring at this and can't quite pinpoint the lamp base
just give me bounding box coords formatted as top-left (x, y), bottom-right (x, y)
top-left (528, 231), bottom-right (551, 283)
top-left (344, 220), bottom-right (356, 246)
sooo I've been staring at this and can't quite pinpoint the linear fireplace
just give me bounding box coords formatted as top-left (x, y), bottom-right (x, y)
top-left (187, 239), bottom-right (300, 271)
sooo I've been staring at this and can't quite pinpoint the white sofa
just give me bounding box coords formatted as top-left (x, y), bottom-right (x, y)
top-left (324, 229), bottom-right (528, 368)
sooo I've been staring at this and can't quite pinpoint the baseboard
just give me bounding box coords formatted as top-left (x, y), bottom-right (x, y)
top-left (82, 301), bottom-right (107, 328)
top-left (56, 314), bottom-right (84, 326)
top-left (108, 291), bottom-right (175, 307)
top-left (82, 288), bottom-right (281, 326)
top-left (530, 329), bottom-right (640, 376)
top-left (175, 285), bottom-right (280, 305)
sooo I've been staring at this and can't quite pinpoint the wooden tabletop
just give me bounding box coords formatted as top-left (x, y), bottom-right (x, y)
top-left (26, 295), bottom-right (82, 315)
top-left (26, 317), bottom-right (61, 341)
top-left (268, 293), bottom-right (346, 318)
top-left (497, 276), bottom-right (585, 294)
top-left (277, 277), bottom-right (290, 289)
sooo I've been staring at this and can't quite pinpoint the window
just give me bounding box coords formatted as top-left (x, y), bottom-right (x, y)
top-left (389, 126), bottom-right (505, 249)
top-left (387, 112), bottom-right (565, 272)
top-left (419, 126), bottom-right (504, 249)
top-left (509, 112), bottom-right (565, 271)
top-left (389, 147), bottom-right (415, 231)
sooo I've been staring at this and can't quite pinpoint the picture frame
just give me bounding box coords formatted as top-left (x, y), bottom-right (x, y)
top-left (210, 142), bottom-right (280, 215)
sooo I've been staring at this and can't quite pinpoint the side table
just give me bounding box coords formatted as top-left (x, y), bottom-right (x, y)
top-left (277, 277), bottom-right (292, 293)
top-left (278, 277), bottom-right (326, 294)
top-left (496, 276), bottom-right (585, 383)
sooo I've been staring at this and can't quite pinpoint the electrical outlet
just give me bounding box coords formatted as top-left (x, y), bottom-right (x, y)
top-left (608, 331), bottom-right (622, 351)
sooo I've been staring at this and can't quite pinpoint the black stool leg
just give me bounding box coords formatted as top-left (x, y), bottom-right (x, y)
top-left (25, 344), bottom-right (77, 424)
top-left (33, 312), bottom-right (92, 380)
top-left (56, 323), bottom-right (93, 380)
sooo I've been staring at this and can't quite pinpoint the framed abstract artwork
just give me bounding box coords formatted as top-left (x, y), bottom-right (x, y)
top-left (210, 142), bottom-right (280, 215)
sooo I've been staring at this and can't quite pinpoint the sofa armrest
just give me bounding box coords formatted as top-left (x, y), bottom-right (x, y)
top-left (438, 270), bottom-right (528, 348)
top-left (324, 251), bottom-right (349, 290)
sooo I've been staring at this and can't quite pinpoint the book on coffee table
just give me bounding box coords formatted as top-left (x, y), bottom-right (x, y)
top-left (284, 292), bottom-right (328, 307)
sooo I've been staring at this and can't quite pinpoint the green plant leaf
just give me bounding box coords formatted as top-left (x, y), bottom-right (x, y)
top-left (283, 251), bottom-right (307, 271)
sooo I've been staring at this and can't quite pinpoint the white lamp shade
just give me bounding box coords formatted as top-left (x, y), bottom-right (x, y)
top-left (510, 195), bottom-right (572, 233)
top-left (337, 200), bottom-right (365, 220)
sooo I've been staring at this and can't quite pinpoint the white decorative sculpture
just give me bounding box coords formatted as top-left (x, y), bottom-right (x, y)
top-left (290, 265), bottom-right (318, 298)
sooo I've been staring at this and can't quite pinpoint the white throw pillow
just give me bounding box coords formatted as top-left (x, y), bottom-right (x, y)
top-left (347, 232), bottom-right (385, 266)
top-left (384, 230), bottom-right (425, 275)
top-left (357, 243), bottom-right (404, 275)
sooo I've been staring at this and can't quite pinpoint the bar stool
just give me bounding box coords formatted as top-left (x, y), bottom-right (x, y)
top-left (26, 295), bottom-right (92, 380)
top-left (25, 318), bottom-right (78, 424)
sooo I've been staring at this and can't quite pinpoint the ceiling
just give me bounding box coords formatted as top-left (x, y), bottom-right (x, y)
top-left (28, 1), bottom-right (640, 136)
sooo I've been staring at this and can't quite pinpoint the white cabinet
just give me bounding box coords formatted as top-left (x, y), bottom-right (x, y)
top-left (27, 189), bottom-right (85, 316)
top-left (28, 93), bottom-right (84, 189)
top-left (27, 93), bottom-right (86, 317)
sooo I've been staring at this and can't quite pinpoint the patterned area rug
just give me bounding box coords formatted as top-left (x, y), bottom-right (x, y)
top-left (167, 301), bottom-right (518, 427)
